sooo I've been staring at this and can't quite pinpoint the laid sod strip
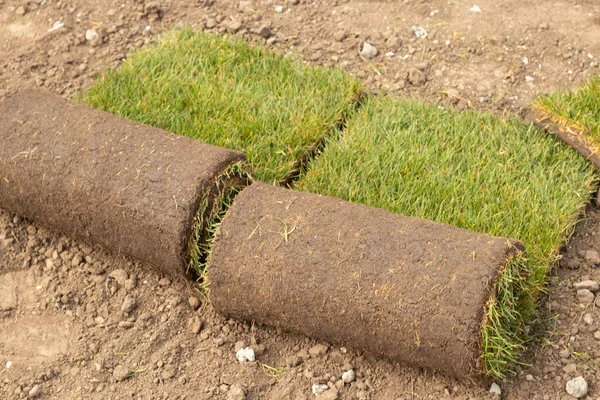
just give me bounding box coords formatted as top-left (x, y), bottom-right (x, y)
top-left (83, 28), bottom-right (361, 184)
top-left (297, 96), bottom-right (598, 377)
top-left (534, 75), bottom-right (600, 168)
top-left (208, 183), bottom-right (525, 381)
top-left (0, 90), bottom-right (250, 276)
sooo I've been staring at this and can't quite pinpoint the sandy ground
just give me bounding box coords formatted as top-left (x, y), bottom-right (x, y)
top-left (2, 0), bottom-right (600, 399)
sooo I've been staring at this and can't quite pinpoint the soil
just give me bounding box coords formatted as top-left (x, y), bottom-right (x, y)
top-left (2, 0), bottom-right (600, 399)
top-left (209, 183), bottom-right (523, 381)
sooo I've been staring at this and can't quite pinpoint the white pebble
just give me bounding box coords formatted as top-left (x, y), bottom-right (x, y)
top-left (5, 361), bottom-right (12, 369)
top-left (311, 384), bottom-right (329, 395)
top-left (274, 5), bottom-right (284, 13)
top-left (566, 376), bottom-right (588, 398)
top-left (342, 369), bottom-right (355, 383)
top-left (85, 29), bottom-right (98, 41)
top-left (489, 382), bottom-right (501, 396)
top-left (525, 76), bottom-right (534, 83)
top-left (236, 347), bottom-right (255, 362)
top-left (469, 5), bottom-right (482, 13)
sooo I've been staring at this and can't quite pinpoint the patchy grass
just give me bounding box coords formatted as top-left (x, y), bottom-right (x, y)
top-left (83, 28), bottom-right (360, 184)
top-left (535, 75), bottom-right (600, 151)
top-left (297, 96), bottom-right (598, 377)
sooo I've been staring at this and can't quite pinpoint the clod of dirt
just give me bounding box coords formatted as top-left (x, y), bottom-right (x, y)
top-left (188, 315), bottom-right (202, 334)
top-left (227, 384), bottom-right (246, 400)
top-left (360, 42), bottom-right (378, 59)
top-left (408, 68), bottom-right (427, 85)
top-left (109, 269), bottom-right (129, 286)
top-left (566, 376), bottom-right (588, 398)
top-left (113, 365), bottom-right (131, 382)
top-left (121, 295), bottom-right (137, 314)
top-left (574, 280), bottom-right (599, 292)
top-left (188, 296), bottom-right (200, 309)
top-left (309, 343), bottom-right (328, 357)
top-left (258, 25), bottom-right (273, 39)
top-left (576, 289), bottom-right (594, 304)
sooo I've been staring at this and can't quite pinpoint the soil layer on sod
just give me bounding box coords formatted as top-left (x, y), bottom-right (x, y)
top-left (0, 90), bottom-right (250, 276)
top-left (534, 75), bottom-right (600, 169)
top-left (297, 96), bottom-right (598, 377)
top-left (208, 183), bottom-right (524, 380)
top-left (83, 29), bottom-right (361, 184)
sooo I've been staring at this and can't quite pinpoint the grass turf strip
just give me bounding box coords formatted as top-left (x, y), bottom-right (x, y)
top-left (83, 29), bottom-right (360, 184)
top-left (535, 75), bottom-right (600, 153)
top-left (297, 96), bottom-right (598, 377)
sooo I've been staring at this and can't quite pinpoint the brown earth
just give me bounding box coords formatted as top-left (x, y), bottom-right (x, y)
top-left (2, 0), bottom-right (600, 399)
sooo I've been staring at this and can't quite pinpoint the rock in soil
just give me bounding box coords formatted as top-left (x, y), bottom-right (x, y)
top-left (360, 42), bottom-right (378, 59)
top-left (565, 376), bottom-right (588, 398)
top-left (227, 384), bottom-right (246, 400)
top-left (577, 289), bottom-right (595, 304)
top-left (342, 369), bottom-right (355, 383)
top-left (28, 384), bottom-right (41, 398)
top-left (121, 295), bottom-right (137, 314)
top-left (574, 280), bottom-right (599, 292)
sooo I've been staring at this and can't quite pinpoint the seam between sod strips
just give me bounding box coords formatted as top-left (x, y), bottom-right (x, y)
top-left (281, 89), bottom-right (369, 188)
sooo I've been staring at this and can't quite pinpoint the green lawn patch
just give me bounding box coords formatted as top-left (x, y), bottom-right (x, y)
top-left (83, 28), bottom-right (360, 184)
top-left (535, 76), bottom-right (600, 149)
top-left (297, 96), bottom-right (598, 377)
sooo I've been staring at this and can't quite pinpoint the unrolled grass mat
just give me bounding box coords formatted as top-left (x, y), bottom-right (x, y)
top-left (296, 96), bottom-right (598, 377)
top-left (83, 28), bottom-right (361, 184)
top-left (534, 75), bottom-right (600, 168)
top-left (208, 183), bottom-right (526, 380)
top-left (0, 90), bottom-right (251, 276)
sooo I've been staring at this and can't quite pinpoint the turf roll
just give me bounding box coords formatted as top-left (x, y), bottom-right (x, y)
top-left (0, 90), bottom-right (251, 276)
top-left (208, 183), bottom-right (525, 380)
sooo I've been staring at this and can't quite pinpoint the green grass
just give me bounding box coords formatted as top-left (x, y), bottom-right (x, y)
top-left (535, 75), bottom-right (600, 150)
top-left (297, 96), bottom-right (598, 377)
top-left (83, 28), bottom-right (361, 184)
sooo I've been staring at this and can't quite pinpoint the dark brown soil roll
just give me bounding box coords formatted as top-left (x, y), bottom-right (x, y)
top-left (208, 182), bottom-right (524, 380)
top-left (0, 90), bottom-right (250, 275)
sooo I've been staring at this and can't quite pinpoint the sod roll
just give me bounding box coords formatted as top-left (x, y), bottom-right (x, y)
top-left (208, 183), bottom-right (524, 380)
top-left (0, 90), bottom-right (250, 275)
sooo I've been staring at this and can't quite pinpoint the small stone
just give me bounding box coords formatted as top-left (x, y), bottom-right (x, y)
top-left (124, 279), bottom-right (136, 290)
top-left (15, 6), bottom-right (26, 15)
top-left (341, 369), bottom-right (355, 383)
top-left (236, 347), bottom-right (255, 362)
top-left (118, 321), bottom-right (134, 329)
top-left (189, 316), bottom-right (202, 334)
top-left (525, 374), bottom-right (534, 381)
top-left (227, 384), bottom-right (246, 400)
top-left (385, 36), bottom-right (402, 50)
top-left (287, 0), bottom-right (299, 4)
top-left (109, 269), bottom-right (129, 285)
top-left (312, 384), bottom-right (329, 395)
top-left (85, 29), bottom-right (99, 42)
top-left (310, 51), bottom-right (323, 61)
top-left (205, 18), bottom-right (217, 29)
top-left (577, 289), bottom-right (595, 304)
top-left (274, 5), bottom-right (284, 13)
top-left (258, 25), bottom-right (273, 39)
top-left (113, 365), bottom-right (130, 382)
top-left (538, 23), bottom-right (550, 30)
top-left (28, 384), bottom-right (41, 398)
top-left (408, 68), bottom-right (427, 85)
top-left (309, 343), bottom-right (329, 357)
top-left (574, 280), bottom-right (600, 292)
top-left (584, 250), bottom-right (600, 265)
top-left (360, 42), bottom-right (378, 59)
top-left (70, 254), bottom-right (83, 267)
top-left (224, 19), bottom-right (242, 33)
top-left (188, 296), bottom-right (200, 309)
top-left (158, 277), bottom-right (171, 286)
top-left (234, 341), bottom-right (247, 352)
top-left (594, 331), bottom-right (600, 340)
top-left (566, 376), bottom-right (588, 398)
top-left (178, 375), bottom-right (187, 385)
top-left (121, 295), bottom-right (137, 314)
top-left (489, 382), bottom-right (501, 396)
top-left (583, 313), bottom-right (594, 325)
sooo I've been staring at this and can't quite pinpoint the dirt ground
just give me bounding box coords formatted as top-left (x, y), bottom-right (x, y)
top-left (2, 0), bottom-right (600, 399)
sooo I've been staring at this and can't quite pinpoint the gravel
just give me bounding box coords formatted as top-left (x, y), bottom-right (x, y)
top-left (121, 295), bottom-right (137, 314)
top-left (489, 382), bottom-right (501, 396)
top-left (113, 365), bottom-right (131, 382)
top-left (576, 289), bottom-right (595, 304)
top-left (360, 42), bottom-right (378, 59)
top-left (235, 347), bottom-right (255, 362)
top-left (341, 369), bottom-right (356, 383)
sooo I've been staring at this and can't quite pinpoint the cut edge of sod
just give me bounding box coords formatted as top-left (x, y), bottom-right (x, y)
top-left (187, 162), bottom-right (253, 278)
top-left (479, 245), bottom-right (531, 378)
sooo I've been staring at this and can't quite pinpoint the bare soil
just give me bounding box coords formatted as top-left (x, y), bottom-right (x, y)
top-left (2, 1), bottom-right (600, 399)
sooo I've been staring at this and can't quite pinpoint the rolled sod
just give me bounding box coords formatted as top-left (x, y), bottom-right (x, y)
top-left (0, 90), bottom-right (250, 276)
top-left (208, 183), bottom-right (524, 380)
